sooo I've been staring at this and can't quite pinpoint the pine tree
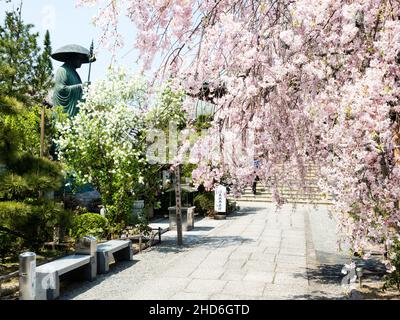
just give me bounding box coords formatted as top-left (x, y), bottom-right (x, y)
top-left (0, 7), bottom-right (63, 260)
top-left (32, 30), bottom-right (54, 103)
top-left (0, 7), bottom-right (52, 106)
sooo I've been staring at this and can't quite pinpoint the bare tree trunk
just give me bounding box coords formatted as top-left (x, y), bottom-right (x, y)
top-left (174, 164), bottom-right (183, 245)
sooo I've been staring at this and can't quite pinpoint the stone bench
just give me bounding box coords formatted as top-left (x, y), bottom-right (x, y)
top-left (97, 240), bottom-right (133, 274)
top-left (35, 254), bottom-right (96, 300)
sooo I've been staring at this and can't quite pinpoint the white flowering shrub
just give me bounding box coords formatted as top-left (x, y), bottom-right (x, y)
top-left (55, 69), bottom-right (148, 226)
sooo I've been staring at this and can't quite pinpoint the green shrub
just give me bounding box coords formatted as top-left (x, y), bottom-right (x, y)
top-left (227, 199), bottom-right (238, 213)
top-left (56, 209), bottom-right (76, 242)
top-left (70, 213), bottom-right (109, 240)
top-left (194, 192), bottom-right (215, 216)
top-left (0, 201), bottom-right (67, 252)
top-left (0, 231), bottom-right (19, 263)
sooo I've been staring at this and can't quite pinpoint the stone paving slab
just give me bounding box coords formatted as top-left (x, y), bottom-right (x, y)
top-left (250, 252), bottom-right (277, 262)
top-left (221, 270), bottom-right (247, 281)
top-left (276, 255), bottom-right (307, 265)
top-left (185, 279), bottom-right (227, 295)
top-left (243, 271), bottom-right (274, 283)
top-left (262, 283), bottom-right (310, 299)
top-left (242, 260), bottom-right (276, 272)
top-left (279, 248), bottom-right (307, 256)
top-left (128, 277), bottom-right (190, 300)
top-left (229, 251), bottom-right (252, 260)
top-left (190, 268), bottom-right (225, 280)
top-left (163, 267), bottom-right (195, 278)
top-left (264, 247), bottom-right (281, 254)
top-left (171, 292), bottom-right (211, 300)
top-left (274, 273), bottom-right (309, 286)
top-left (60, 202), bottom-right (348, 300)
top-left (225, 259), bottom-right (247, 270)
top-left (222, 280), bottom-right (266, 297)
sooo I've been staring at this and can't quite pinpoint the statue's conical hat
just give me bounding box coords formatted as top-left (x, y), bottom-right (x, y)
top-left (51, 44), bottom-right (96, 63)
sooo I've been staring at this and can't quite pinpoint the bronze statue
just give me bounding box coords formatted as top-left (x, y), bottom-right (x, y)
top-left (51, 44), bottom-right (95, 117)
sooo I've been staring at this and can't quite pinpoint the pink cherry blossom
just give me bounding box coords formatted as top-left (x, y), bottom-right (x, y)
top-left (76, 0), bottom-right (400, 269)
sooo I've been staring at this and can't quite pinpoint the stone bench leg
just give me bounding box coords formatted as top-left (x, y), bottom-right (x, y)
top-left (114, 243), bottom-right (133, 262)
top-left (82, 256), bottom-right (97, 281)
top-left (97, 252), bottom-right (110, 274)
top-left (97, 244), bottom-right (133, 274)
top-left (36, 271), bottom-right (59, 300)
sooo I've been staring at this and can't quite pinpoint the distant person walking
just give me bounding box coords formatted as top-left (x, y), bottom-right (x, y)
top-left (252, 160), bottom-right (260, 195)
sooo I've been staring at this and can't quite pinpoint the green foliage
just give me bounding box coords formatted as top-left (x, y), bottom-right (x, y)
top-left (12, 104), bottom-right (42, 156)
top-left (107, 222), bottom-right (126, 239)
top-left (0, 94), bottom-right (23, 114)
top-left (194, 191), bottom-right (235, 216)
top-left (132, 223), bottom-right (152, 237)
top-left (0, 106), bottom-right (22, 164)
top-left (147, 86), bottom-right (187, 130)
top-left (227, 199), bottom-right (238, 213)
top-left (0, 231), bottom-right (18, 263)
top-left (103, 194), bottom-right (134, 227)
top-left (0, 7), bottom-right (56, 161)
top-left (70, 213), bottom-right (109, 240)
top-left (56, 209), bottom-right (76, 239)
top-left (194, 192), bottom-right (215, 216)
top-left (135, 164), bottom-right (162, 214)
top-left (194, 114), bottom-right (213, 132)
top-left (0, 104), bottom-right (63, 250)
top-left (0, 8), bottom-right (53, 106)
top-left (144, 86), bottom-right (197, 209)
top-left (0, 6), bottom-right (61, 261)
top-left (0, 155), bottom-right (62, 200)
top-left (56, 70), bottom-right (149, 229)
top-left (32, 30), bottom-right (53, 102)
top-left (0, 201), bottom-right (68, 252)
top-left (181, 163), bottom-right (197, 180)
top-left (383, 239), bottom-right (400, 291)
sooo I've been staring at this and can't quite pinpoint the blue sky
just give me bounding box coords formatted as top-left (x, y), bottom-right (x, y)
top-left (0, 0), bottom-right (142, 81)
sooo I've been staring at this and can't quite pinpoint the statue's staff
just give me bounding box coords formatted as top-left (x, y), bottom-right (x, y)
top-left (87, 40), bottom-right (94, 83)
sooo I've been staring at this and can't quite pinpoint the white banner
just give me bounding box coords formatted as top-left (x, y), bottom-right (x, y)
top-left (214, 185), bottom-right (227, 213)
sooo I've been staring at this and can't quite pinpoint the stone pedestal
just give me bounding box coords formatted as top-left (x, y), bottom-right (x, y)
top-left (168, 206), bottom-right (195, 231)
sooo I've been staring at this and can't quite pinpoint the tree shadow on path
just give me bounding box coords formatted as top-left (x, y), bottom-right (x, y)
top-left (153, 235), bottom-right (255, 254)
top-left (288, 255), bottom-right (388, 299)
top-left (228, 206), bottom-right (267, 217)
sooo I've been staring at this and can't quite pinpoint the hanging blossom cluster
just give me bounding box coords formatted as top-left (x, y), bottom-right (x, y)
top-left (76, 0), bottom-right (400, 265)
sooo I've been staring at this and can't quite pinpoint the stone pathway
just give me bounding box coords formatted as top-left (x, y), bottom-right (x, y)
top-left (61, 202), bottom-right (349, 300)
